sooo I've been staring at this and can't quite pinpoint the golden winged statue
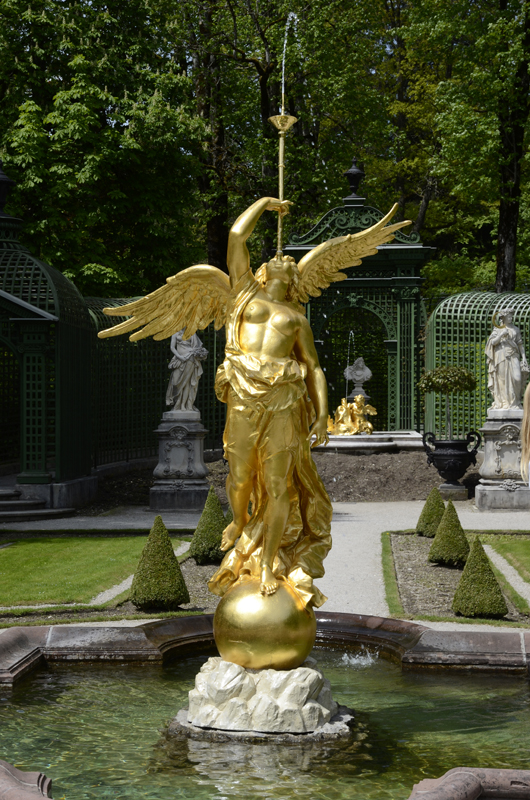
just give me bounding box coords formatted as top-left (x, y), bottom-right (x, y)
top-left (99, 197), bottom-right (409, 607)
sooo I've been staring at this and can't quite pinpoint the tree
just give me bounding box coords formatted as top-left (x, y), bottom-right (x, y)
top-left (452, 537), bottom-right (508, 618)
top-left (418, 366), bottom-right (476, 439)
top-left (428, 499), bottom-right (470, 567)
top-left (0, 0), bottom-right (205, 296)
top-left (170, 0), bottom-right (395, 265)
top-left (5, 0), bottom-right (530, 299)
top-left (405, 0), bottom-right (530, 293)
top-left (416, 487), bottom-right (445, 538)
top-left (131, 515), bottom-right (190, 610)
top-left (189, 486), bottom-right (226, 564)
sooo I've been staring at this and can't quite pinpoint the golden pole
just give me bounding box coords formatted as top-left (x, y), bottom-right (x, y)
top-left (269, 106), bottom-right (297, 258)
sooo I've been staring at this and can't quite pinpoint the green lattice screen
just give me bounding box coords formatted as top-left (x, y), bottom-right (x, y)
top-left (20, 348), bottom-right (51, 476)
top-left (0, 342), bottom-right (20, 465)
top-left (425, 292), bottom-right (530, 438)
top-left (314, 305), bottom-right (389, 430)
top-left (308, 276), bottom-right (426, 431)
top-left (88, 299), bottom-right (227, 462)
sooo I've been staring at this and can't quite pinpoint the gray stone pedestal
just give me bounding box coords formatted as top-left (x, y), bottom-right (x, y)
top-left (438, 482), bottom-right (468, 501)
top-left (475, 409), bottom-right (530, 510)
top-left (150, 410), bottom-right (209, 511)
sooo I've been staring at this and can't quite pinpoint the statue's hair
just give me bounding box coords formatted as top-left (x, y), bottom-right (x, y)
top-left (255, 256), bottom-right (300, 303)
top-left (498, 307), bottom-right (516, 319)
top-left (521, 383), bottom-right (530, 483)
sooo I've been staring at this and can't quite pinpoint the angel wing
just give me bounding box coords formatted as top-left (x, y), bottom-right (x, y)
top-left (296, 204), bottom-right (411, 302)
top-left (98, 265), bottom-right (230, 342)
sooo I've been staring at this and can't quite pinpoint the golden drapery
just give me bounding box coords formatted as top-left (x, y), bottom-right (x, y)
top-left (207, 271), bottom-right (332, 608)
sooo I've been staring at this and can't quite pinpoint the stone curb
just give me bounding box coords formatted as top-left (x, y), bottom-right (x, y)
top-left (408, 767), bottom-right (530, 800)
top-left (0, 759), bottom-right (51, 798)
top-left (1, 613), bottom-right (529, 687)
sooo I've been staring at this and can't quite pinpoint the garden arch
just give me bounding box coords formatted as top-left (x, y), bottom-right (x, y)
top-left (311, 297), bottom-right (398, 430)
top-left (284, 170), bottom-right (435, 430)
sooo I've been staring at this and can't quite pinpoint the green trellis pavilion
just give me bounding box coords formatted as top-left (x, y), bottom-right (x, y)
top-left (0, 162), bottom-right (434, 506)
top-left (285, 164), bottom-right (434, 432)
top-left (424, 291), bottom-right (530, 440)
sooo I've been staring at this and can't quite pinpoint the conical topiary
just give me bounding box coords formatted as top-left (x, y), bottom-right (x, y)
top-left (189, 486), bottom-right (226, 565)
top-left (428, 500), bottom-right (470, 567)
top-left (416, 487), bottom-right (445, 537)
top-left (452, 537), bottom-right (508, 618)
top-left (224, 505), bottom-right (233, 526)
top-left (131, 515), bottom-right (189, 610)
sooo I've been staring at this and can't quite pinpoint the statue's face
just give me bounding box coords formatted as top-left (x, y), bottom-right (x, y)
top-left (265, 255), bottom-right (296, 285)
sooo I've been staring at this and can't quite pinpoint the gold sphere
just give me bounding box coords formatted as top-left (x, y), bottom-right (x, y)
top-left (213, 578), bottom-right (316, 670)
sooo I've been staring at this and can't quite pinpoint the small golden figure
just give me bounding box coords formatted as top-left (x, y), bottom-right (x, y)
top-left (328, 395), bottom-right (377, 435)
top-left (327, 397), bottom-right (356, 435)
top-left (350, 394), bottom-right (377, 434)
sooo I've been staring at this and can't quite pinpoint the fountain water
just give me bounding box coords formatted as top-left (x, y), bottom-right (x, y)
top-left (344, 330), bottom-right (355, 398)
top-left (2, 648), bottom-right (530, 799)
top-left (280, 12), bottom-right (300, 114)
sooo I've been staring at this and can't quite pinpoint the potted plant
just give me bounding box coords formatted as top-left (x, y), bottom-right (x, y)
top-left (418, 366), bottom-right (481, 484)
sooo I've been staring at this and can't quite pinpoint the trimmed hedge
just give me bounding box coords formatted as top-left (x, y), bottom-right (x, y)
top-left (428, 500), bottom-right (470, 567)
top-left (224, 505), bottom-right (233, 526)
top-left (416, 487), bottom-right (445, 538)
top-left (130, 515), bottom-right (189, 611)
top-left (190, 486), bottom-right (226, 565)
top-left (452, 537), bottom-right (508, 618)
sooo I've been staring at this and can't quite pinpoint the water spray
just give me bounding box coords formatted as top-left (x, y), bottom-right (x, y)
top-left (268, 12), bottom-right (299, 258)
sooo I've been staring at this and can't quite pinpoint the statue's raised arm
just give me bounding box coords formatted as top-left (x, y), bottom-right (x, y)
top-left (227, 197), bottom-right (291, 288)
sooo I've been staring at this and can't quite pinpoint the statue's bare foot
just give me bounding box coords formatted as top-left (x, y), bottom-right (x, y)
top-left (260, 565), bottom-right (278, 595)
top-left (221, 522), bottom-right (241, 551)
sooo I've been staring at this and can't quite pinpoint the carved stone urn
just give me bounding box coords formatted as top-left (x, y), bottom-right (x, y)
top-left (422, 431), bottom-right (481, 485)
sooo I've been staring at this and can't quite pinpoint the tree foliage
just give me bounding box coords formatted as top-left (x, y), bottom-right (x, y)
top-left (418, 366), bottom-right (477, 396)
top-left (416, 487), bottom-right (445, 538)
top-left (131, 515), bottom-right (190, 611)
top-left (2, 0), bottom-right (530, 295)
top-left (189, 486), bottom-right (226, 565)
top-left (0, 0), bottom-right (205, 296)
top-left (428, 500), bottom-right (470, 567)
top-left (452, 537), bottom-right (508, 618)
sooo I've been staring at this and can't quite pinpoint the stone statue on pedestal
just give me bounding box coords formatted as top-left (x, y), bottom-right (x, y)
top-left (166, 330), bottom-right (208, 411)
top-left (344, 356), bottom-right (372, 401)
top-left (485, 309), bottom-right (528, 411)
top-left (477, 309), bottom-right (530, 510)
top-left (150, 330), bottom-right (210, 511)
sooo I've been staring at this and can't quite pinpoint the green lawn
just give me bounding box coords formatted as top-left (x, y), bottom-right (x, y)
top-left (0, 536), bottom-right (185, 606)
top-left (486, 536), bottom-right (530, 583)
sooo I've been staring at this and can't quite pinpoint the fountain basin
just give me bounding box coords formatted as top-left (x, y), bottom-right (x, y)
top-left (2, 645), bottom-right (530, 800)
top-left (1, 613), bottom-right (530, 686)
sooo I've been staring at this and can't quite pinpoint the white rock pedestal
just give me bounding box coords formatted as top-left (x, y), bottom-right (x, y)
top-left (150, 410), bottom-right (209, 511)
top-left (476, 409), bottom-right (530, 511)
top-left (174, 656), bottom-right (352, 741)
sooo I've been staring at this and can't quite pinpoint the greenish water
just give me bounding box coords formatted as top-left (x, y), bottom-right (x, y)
top-left (1, 647), bottom-right (530, 800)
